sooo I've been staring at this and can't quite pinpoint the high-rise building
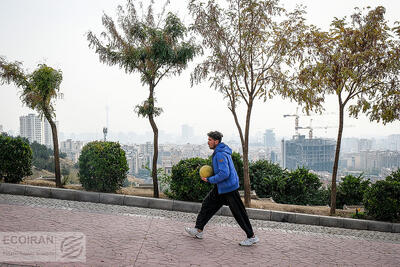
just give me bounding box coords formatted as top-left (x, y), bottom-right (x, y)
top-left (388, 134), bottom-right (400, 151)
top-left (358, 138), bottom-right (373, 152)
top-left (282, 135), bottom-right (336, 172)
top-left (60, 139), bottom-right (84, 162)
top-left (19, 114), bottom-right (58, 148)
top-left (270, 150), bottom-right (278, 163)
top-left (342, 138), bottom-right (359, 153)
top-left (263, 129), bottom-right (276, 148)
top-left (20, 114), bottom-right (43, 144)
top-left (0, 125), bottom-right (4, 133)
top-left (138, 141), bottom-right (154, 167)
top-left (359, 150), bottom-right (400, 172)
top-left (181, 124), bottom-right (194, 143)
top-left (43, 119), bottom-right (54, 147)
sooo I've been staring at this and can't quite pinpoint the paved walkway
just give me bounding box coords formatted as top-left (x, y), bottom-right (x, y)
top-left (0, 194), bottom-right (399, 266)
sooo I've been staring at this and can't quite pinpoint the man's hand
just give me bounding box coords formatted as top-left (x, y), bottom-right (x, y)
top-left (201, 176), bottom-right (208, 182)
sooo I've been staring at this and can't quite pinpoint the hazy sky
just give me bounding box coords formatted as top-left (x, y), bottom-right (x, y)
top-left (1, 0), bottom-right (399, 142)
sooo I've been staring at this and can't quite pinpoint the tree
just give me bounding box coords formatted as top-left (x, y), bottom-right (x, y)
top-left (30, 141), bottom-right (53, 171)
top-left (290, 7), bottom-right (400, 214)
top-left (189, 0), bottom-right (307, 206)
top-left (87, 0), bottom-right (199, 198)
top-left (0, 135), bottom-right (33, 183)
top-left (0, 58), bottom-right (63, 187)
top-left (30, 141), bottom-right (52, 161)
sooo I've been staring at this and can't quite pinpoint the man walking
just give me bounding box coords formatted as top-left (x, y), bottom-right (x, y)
top-left (185, 131), bottom-right (259, 246)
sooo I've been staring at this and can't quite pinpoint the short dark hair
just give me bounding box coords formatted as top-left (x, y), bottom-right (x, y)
top-left (207, 131), bottom-right (223, 142)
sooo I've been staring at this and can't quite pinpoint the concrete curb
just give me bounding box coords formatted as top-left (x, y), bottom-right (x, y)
top-left (1, 183), bottom-right (399, 233)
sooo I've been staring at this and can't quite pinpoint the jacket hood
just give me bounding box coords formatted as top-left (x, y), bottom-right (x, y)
top-left (215, 142), bottom-right (232, 155)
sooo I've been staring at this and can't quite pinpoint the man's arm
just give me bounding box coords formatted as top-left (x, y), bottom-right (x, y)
top-left (207, 153), bottom-right (230, 184)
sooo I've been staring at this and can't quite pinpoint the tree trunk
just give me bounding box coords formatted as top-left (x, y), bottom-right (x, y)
top-left (228, 99), bottom-right (252, 207)
top-left (149, 114), bottom-right (159, 198)
top-left (46, 115), bottom-right (61, 188)
top-left (243, 100), bottom-right (253, 207)
top-left (242, 145), bottom-right (251, 207)
top-left (148, 84), bottom-right (159, 198)
top-left (330, 105), bottom-right (344, 215)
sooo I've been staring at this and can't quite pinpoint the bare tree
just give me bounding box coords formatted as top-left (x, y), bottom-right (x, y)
top-left (189, 0), bottom-right (307, 206)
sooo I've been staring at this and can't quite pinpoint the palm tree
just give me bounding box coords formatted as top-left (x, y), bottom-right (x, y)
top-left (0, 57), bottom-right (63, 187)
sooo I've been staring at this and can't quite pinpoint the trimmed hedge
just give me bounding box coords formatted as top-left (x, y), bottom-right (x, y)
top-left (166, 157), bottom-right (328, 206)
top-left (335, 174), bottom-right (370, 209)
top-left (248, 160), bottom-right (286, 199)
top-left (247, 160), bottom-right (328, 205)
top-left (166, 157), bottom-right (213, 202)
top-left (277, 167), bottom-right (327, 205)
top-left (364, 169), bottom-right (400, 222)
top-left (0, 135), bottom-right (32, 183)
top-left (78, 141), bottom-right (129, 193)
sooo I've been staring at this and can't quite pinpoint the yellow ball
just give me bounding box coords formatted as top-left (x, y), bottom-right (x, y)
top-left (199, 165), bottom-right (213, 178)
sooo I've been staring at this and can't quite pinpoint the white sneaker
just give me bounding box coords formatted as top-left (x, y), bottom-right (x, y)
top-left (239, 236), bottom-right (259, 246)
top-left (185, 227), bottom-right (203, 239)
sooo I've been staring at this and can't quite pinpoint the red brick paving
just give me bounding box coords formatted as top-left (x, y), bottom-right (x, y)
top-left (0, 203), bottom-right (399, 266)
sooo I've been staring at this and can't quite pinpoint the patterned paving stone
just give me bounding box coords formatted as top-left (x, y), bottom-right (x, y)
top-left (0, 194), bottom-right (399, 266)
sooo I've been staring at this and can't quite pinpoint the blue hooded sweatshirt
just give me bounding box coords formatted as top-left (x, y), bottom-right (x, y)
top-left (207, 142), bottom-right (239, 194)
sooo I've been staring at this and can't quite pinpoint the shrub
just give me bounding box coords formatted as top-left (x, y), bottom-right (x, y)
top-left (278, 167), bottom-right (326, 205)
top-left (249, 161), bottom-right (328, 205)
top-left (314, 187), bottom-right (330, 206)
top-left (386, 168), bottom-right (400, 182)
top-left (166, 157), bottom-right (213, 202)
top-left (364, 169), bottom-right (400, 222)
top-left (78, 141), bottom-right (129, 193)
top-left (336, 174), bottom-right (370, 209)
top-left (231, 152), bottom-right (244, 189)
top-left (158, 168), bottom-right (171, 193)
top-left (248, 160), bottom-right (287, 198)
top-left (0, 135), bottom-right (32, 183)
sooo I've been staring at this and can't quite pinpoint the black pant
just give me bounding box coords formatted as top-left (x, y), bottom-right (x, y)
top-left (195, 185), bottom-right (254, 238)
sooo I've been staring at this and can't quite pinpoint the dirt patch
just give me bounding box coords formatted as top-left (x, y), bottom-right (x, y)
top-left (117, 187), bottom-right (167, 199)
top-left (21, 179), bottom-right (57, 187)
top-left (249, 198), bottom-right (359, 218)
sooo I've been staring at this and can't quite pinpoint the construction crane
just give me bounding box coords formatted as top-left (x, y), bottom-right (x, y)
top-left (283, 113), bottom-right (300, 135)
top-left (284, 108), bottom-right (352, 139)
top-left (305, 119), bottom-right (354, 139)
top-left (304, 119), bottom-right (334, 139)
top-left (283, 107), bottom-right (310, 136)
top-left (283, 107), bottom-right (301, 135)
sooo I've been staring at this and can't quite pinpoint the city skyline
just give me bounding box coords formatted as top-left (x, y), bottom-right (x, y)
top-left (8, 113), bottom-right (400, 180)
top-left (1, 0), bottom-right (399, 141)
top-left (8, 116), bottom-right (399, 147)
